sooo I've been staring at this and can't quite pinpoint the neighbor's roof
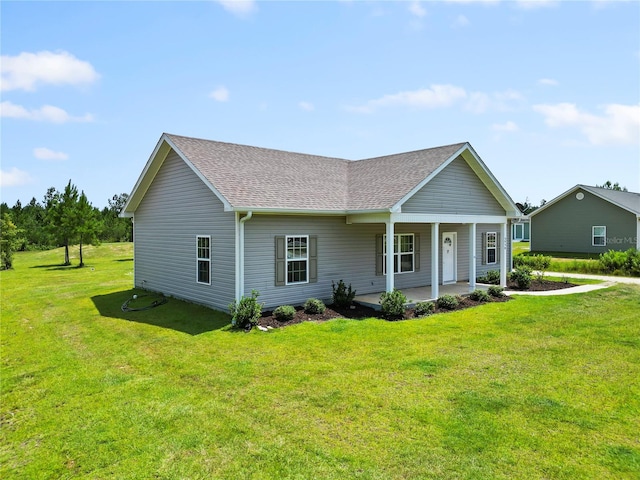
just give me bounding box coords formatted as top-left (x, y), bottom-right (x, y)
top-left (123, 133), bottom-right (516, 215)
top-left (530, 184), bottom-right (640, 217)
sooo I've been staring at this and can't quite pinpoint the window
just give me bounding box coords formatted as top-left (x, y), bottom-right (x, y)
top-left (592, 226), bottom-right (606, 246)
top-left (286, 235), bottom-right (308, 284)
top-left (486, 232), bottom-right (497, 264)
top-left (196, 235), bottom-right (211, 284)
top-left (383, 233), bottom-right (414, 274)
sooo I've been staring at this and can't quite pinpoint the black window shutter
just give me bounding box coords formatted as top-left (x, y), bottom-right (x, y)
top-left (482, 232), bottom-right (487, 265)
top-left (309, 236), bottom-right (318, 283)
top-left (275, 236), bottom-right (286, 286)
top-left (414, 233), bottom-right (420, 271)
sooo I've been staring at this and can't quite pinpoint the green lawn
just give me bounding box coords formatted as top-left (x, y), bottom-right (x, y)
top-left (2, 244), bottom-right (640, 479)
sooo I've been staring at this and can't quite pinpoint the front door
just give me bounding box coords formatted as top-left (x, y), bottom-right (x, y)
top-left (442, 232), bottom-right (457, 284)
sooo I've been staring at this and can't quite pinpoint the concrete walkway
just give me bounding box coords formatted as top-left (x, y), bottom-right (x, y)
top-left (505, 271), bottom-right (640, 296)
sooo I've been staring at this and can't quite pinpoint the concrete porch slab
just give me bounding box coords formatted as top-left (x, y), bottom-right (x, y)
top-left (354, 282), bottom-right (491, 310)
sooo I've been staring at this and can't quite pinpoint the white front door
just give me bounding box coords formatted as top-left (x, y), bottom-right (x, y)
top-left (442, 232), bottom-right (457, 284)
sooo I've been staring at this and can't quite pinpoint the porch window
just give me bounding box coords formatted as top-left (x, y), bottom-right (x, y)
top-left (196, 235), bottom-right (211, 284)
top-left (592, 226), bottom-right (606, 246)
top-left (485, 232), bottom-right (497, 265)
top-left (383, 233), bottom-right (414, 274)
top-left (286, 235), bottom-right (308, 284)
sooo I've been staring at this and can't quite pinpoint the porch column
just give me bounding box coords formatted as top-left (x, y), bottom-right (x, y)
top-left (469, 223), bottom-right (477, 292)
top-left (500, 222), bottom-right (508, 287)
top-left (431, 222), bottom-right (439, 299)
top-left (386, 219), bottom-right (395, 293)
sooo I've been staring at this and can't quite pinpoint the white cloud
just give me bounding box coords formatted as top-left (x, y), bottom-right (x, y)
top-left (0, 167), bottom-right (33, 187)
top-left (492, 120), bottom-right (519, 132)
top-left (409, 1), bottom-right (427, 17)
top-left (533, 102), bottom-right (640, 146)
top-left (33, 147), bottom-right (68, 161)
top-left (209, 86), bottom-right (230, 102)
top-left (1, 50), bottom-right (99, 92)
top-left (538, 78), bottom-right (559, 86)
top-left (298, 101), bottom-right (314, 111)
top-left (0, 101), bottom-right (94, 123)
top-left (452, 14), bottom-right (470, 27)
top-left (216, 0), bottom-right (257, 16)
top-left (347, 84), bottom-right (467, 113)
top-left (465, 89), bottom-right (524, 113)
top-left (516, 0), bottom-right (558, 8)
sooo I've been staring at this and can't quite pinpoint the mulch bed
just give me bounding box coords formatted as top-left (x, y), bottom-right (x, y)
top-left (256, 278), bottom-right (580, 329)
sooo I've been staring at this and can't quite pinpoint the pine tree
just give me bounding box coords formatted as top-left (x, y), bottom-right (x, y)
top-left (75, 191), bottom-right (101, 267)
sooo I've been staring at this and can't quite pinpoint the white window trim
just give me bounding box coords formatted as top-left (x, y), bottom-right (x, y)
top-left (486, 232), bottom-right (497, 265)
top-left (383, 233), bottom-right (415, 275)
top-left (196, 235), bottom-right (211, 285)
top-left (592, 226), bottom-right (606, 247)
top-left (286, 235), bottom-right (309, 285)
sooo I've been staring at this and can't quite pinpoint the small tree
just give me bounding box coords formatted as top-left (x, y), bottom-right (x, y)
top-left (0, 213), bottom-right (22, 269)
top-left (46, 181), bottom-right (79, 265)
top-left (75, 191), bottom-right (102, 267)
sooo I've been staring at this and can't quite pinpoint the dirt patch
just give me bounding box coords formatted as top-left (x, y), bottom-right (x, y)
top-left (506, 278), bottom-right (577, 292)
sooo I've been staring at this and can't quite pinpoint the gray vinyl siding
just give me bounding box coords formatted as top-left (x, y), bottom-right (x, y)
top-left (133, 151), bottom-right (236, 310)
top-left (476, 224), bottom-right (504, 279)
top-left (402, 157), bottom-right (504, 215)
top-left (531, 188), bottom-right (637, 253)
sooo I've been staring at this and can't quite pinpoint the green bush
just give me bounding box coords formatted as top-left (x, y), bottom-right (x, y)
top-left (469, 289), bottom-right (491, 302)
top-left (488, 285), bottom-right (505, 298)
top-left (379, 288), bottom-right (407, 319)
top-left (303, 298), bottom-right (326, 315)
top-left (273, 305), bottom-right (296, 322)
top-left (509, 266), bottom-right (532, 290)
top-left (514, 254), bottom-right (551, 271)
top-left (599, 249), bottom-right (640, 276)
top-left (436, 294), bottom-right (459, 310)
top-left (332, 279), bottom-right (356, 307)
top-left (414, 301), bottom-right (435, 317)
top-left (228, 290), bottom-right (263, 329)
top-left (477, 270), bottom-right (500, 285)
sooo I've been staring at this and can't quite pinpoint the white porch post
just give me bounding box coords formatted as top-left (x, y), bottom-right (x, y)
top-left (500, 222), bottom-right (508, 287)
top-left (386, 219), bottom-right (395, 293)
top-left (469, 223), bottom-right (477, 292)
top-left (431, 222), bottom-right (439, 299)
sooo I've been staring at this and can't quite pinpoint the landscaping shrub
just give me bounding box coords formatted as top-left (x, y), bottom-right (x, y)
top-left (488, 285), bottom-right (505, 298)
top-left (332, 279), bottom-right (356, 307)
top-left (379, 288), bottom-right (407, 319)
top-left (414, 301), bottom-right (435, 317)
top-left (477, 270), bottom-right (500, 285)
top-left (599, 249), bottom-right (640, 276)
top-left (303, 298), bottom-right (326, 315)
top-left (510, 266), bottom-right (532, 290)
top-left (273, 305), bottom-right (296, 322)
top-left (228, 289), bottom-right (263, 329)
top-left (437, 294), bottom-right (459, 310)
top-left (514, 254), bottom-right (551, 271)
top-left (469, 289), bottom-right (490, 302)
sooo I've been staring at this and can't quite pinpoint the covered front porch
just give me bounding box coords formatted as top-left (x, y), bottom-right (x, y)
top-left (353, 282), bottom-right (492, 310)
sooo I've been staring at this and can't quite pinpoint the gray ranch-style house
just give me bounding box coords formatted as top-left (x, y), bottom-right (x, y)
top-left (529, 185), bottom-right (640, 254)
top-left (121, 133), bottom-right (522, 311)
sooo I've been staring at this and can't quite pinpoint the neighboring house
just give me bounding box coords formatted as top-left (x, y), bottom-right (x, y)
top-left (512, 218), bottom-right (530, 242)
top-left (529, 185), bottom-right (640, 254)
top-left (121, 133), bottom-right (521, 311)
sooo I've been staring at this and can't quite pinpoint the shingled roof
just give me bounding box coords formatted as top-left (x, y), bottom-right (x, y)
top-left (163, 133), bottom-right (467, 212)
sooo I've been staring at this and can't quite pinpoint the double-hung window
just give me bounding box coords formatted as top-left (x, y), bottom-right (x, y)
top-left (286, 235), bottom-right (308, 284)
top-left (383, 233), bottom-right (414, 274)
top-left (486, 232), bottom-right (497, 264)
top-left (592, 226), bottom-right (606, 246)
top-left (196, 235), bottom-right (211, 284)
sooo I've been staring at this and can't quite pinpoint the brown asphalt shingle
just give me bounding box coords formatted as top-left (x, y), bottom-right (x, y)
top-left (165, 133), bottom-right (466, 211)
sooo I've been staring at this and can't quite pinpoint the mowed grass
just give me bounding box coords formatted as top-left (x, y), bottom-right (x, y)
top-left (2, 244), bottom-right (640, 479)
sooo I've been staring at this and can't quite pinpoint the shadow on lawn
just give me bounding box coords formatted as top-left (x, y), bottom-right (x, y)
top-left (31, 263), bottom-right (83, 270)
top-left (91, 290), bottom-right (229, 335)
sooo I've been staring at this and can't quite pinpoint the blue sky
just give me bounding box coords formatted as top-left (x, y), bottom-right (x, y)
top-left (1, 0), bottom-right (639, 209)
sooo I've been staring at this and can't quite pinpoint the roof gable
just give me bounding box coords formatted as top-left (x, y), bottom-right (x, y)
top-left (530, 184), bottom-right (640, 218)
top-left (123, 133), bottom-right (519, 216)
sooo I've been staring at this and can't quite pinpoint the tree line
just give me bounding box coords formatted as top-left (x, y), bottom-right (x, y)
top-left (0, 180), bottom-right (132, 269)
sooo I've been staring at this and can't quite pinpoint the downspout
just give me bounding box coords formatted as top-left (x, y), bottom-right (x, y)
top-left (237, 211), bottom-right (253, 301)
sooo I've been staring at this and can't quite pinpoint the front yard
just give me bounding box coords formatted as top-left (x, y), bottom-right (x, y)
top-left (2, 244), bottom-right (639, 479)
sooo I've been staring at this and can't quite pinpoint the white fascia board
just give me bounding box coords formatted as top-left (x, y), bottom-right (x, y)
top-left (529, 184), bottom-right (582, 218)
top-left (231, 207), bottom-right (389, 216)
top-left (581, 185), bottom-right (640, 216)
top-left (163, 135), bottom-right (234, 212)
top-left (120, 135), bottom-right (172, 216)
top-left (394, 213), bottom-right (508, 224)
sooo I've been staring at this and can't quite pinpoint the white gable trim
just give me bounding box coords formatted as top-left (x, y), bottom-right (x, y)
top-left (121, 134), bottom-right (233, 217)
top-left (529, 184), bottom-right (640, 218)
top-left (393, 143), bottom-right (521, 217)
